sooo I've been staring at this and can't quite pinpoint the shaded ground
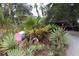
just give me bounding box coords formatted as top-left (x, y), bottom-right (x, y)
top-left (66, 31), bottom-right (79, 56)
top-left (34, 39), bottom-right (51, 56)
top-left (34, 48), bottom-right (48, 56)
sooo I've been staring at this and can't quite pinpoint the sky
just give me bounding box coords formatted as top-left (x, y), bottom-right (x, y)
top-left (1, 3), bottom-right (48, 17)
top-left (28, 3), bottom-right (48, 17)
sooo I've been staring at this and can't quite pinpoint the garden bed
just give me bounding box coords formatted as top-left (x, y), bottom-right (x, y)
top-left (0, 17), bottom-right (68, 56)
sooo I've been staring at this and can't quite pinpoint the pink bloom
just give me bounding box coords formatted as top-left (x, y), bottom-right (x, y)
top-left (19, 42), bottom-right (22, 48)
top-left (15, 33), bottom-right (22, 42)
top-left (15, 32), bottom-right (24, 48)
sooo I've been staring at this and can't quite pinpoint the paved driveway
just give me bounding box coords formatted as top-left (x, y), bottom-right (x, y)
top-left (66, 31), bottom-right (79, 56)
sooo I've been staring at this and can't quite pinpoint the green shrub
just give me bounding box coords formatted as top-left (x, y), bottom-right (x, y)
top-left (7, 48), bottom-right (26, 56)
top-left (0, 33), bottom-right (18, 55)
top-left (2, 33), bottom-right (18, 50)
top-left (22, 17), bottom-right (37, 29)
top-left (48, 49), bottom-right (54, 56)
top-left (0, 7), bottom-right (4, 26)
top-left (49, 27), bottom-right (68, 56)
top-left (26, 44), bottom-right (45, 56)
top-left (1, 32), bottom-right (45, 56)
top-left (22, 17), bottom-right (44, 30)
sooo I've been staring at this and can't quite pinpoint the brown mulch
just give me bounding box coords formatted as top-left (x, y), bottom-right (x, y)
top-left (41, 39), bottom-right (51, 47)
top-left (34, 48), bottom-right (49, 56)
top-left (34, 38), bottom-right (52, 56)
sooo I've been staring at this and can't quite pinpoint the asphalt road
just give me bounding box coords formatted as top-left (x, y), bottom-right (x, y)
top-left (66, 31), bottom-right (79, 56)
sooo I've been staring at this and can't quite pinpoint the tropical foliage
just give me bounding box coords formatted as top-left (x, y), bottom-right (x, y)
top-left (49, 27), bottom-right (68, 56)
top-left (0, 3), bottom-right (68, 56)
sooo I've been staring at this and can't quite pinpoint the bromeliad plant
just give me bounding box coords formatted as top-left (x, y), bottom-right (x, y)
top-left (0, 33), bottom-right (18, 55)
top-left (26, 43), bottom-right (45, 56)
top-left (7, 43), bottom-right (45, 56)
top-left (49, 27), bottom-right (68, 56)
top-left (2, 33), bottom-right (18, 49)
top-left (26, 24), bottom-right (52, 42)
top-left (0, 32), bottom-right (45, 56)
top-left (7, 48), bottom-right (26, 56)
